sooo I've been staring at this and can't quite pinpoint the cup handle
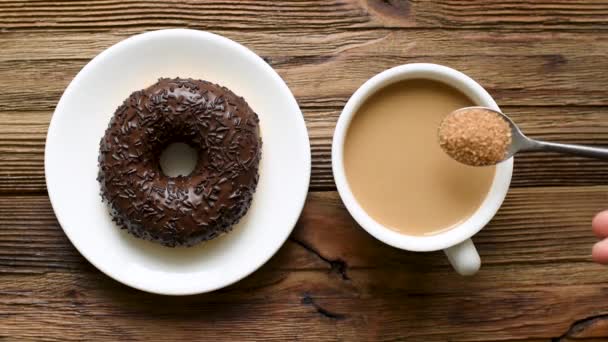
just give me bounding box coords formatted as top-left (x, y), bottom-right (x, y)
top-left (443, 239), bottom-right (481, 276)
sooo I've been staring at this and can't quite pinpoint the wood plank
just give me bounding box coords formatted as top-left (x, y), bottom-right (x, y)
top-left (0, 187), bottom-right (607, 342)
top-left (2, 106), bottom-right (608, 193)
top-left (1, 0), bottom-right (608, 31)
top-left (2, 30), bottom-right (608, 192)
top-left (4, 30), bottom-right (608, 64)
top-left (3, 30), bottom-right (608, 109)
top-left (1, 269), bottom-right (608, 341)
top-left (0, 187), bottom-right (605, 274)
top-left (1, 182), bottom-right (607, 340)
top-left (296, 187), bottom-right (608, 268)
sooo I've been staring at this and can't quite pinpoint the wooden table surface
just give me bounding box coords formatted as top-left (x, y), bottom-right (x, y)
top-left (3, 1), bottom-right (608, 341)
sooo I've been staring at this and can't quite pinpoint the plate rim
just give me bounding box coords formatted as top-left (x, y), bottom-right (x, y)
top-left (44, 29), bottom-right (311, 295)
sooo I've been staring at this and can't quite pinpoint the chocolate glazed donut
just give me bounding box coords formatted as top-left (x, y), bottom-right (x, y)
top-left (97, 78), bottom-right (262, 247)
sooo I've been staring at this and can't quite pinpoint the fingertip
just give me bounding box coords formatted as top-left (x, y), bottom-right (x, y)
top-left (592, 210), bottom-right (608, 238)
top-left (592, 239), bottom-right (608, 264)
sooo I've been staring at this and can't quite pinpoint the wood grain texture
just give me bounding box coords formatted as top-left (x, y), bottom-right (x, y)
top-left (1, 190), bottom-right (608, 341)
top-left (3, 30), bottom-right (608, 109)
top-left (2, 106), bottom-right (608, 192)
top-left (2, 29), bottom-right (608, 192)
top-left (557, 315), bottom-right (608, 341)
top-left (2, 0), bottom-right (608, 31)
top-left (1, 270), bottom-right (607, 342)
top-left (3, 1), bottom-right (608, 341)
top-left (0, 188), bottom-right (606, 273)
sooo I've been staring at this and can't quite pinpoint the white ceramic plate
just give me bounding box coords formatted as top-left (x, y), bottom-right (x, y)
top-left (45, 29), bottom-right (310, 295)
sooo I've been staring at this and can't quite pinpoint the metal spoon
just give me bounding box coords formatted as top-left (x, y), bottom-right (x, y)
top-left (447, 106), bottom-right (608, 165)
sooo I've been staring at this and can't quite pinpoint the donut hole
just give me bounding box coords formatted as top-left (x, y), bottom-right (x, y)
top-left (159, 142), bottom-right (199, 177)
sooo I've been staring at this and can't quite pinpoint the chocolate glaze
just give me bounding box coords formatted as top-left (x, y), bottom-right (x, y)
top-left (97, 78), bottom-right (262, 247)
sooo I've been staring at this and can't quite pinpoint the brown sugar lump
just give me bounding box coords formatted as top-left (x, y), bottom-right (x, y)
top-left (438, 107), bottom-right (512, 167)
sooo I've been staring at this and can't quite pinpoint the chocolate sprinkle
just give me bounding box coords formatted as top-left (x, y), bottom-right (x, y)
top-left (97, 78), bottom-right (262, 247)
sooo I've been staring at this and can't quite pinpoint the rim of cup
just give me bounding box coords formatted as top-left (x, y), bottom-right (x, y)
top-left (332, 63), bottom-right (513, 252)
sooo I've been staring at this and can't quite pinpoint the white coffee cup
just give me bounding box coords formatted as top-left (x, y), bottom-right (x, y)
top-left (332, 63), bottom-right (513, 276)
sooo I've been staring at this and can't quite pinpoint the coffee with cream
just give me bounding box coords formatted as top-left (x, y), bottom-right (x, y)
top-left (343, 79), bottom-right (495, 236)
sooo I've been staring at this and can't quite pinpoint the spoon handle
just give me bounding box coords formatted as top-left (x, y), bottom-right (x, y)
top-left (525, 140), bottom-right (608, 160)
